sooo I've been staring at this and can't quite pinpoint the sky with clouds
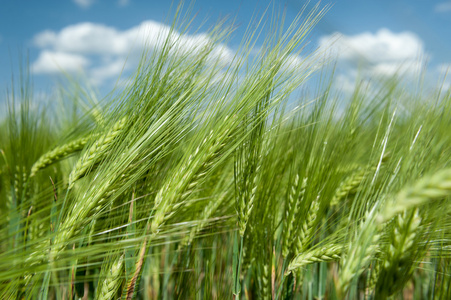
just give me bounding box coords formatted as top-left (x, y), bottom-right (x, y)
top-left (1, 0), bottom-right (450, 99)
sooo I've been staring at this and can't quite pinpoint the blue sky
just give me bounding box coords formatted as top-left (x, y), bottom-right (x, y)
top-left (1, 0), bottom-right (450, 100)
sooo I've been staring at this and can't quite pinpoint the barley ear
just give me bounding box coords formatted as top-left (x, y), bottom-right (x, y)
top-left (331, 153), bottom-right (390, 207)
top-left (30, 135), bottom-right (90, 177)
top-left (258, 262), bottom-right (271, 300)
top-left (375, 208), bottom-right (422, 298)
top-left (286, 244), bottom-right (344, 275)
top-left (180, 192), bottom-right (227, 247)
top-left (378, 168), bottom-right (451, 223)
top-left (330, 168), bottom-right (367, 207)
top-left (293, 195), bottom-right (320, 254)
top-left (68, 117), bottom-right (127, 188)
top-left (236, 156), bottom-right (261, 237)
top-left (337, 209), bottom-right (380, 297)
top-left (96, 255), bottom-right (124, 300)
top-left (282, 176), bottom-right (307, 258)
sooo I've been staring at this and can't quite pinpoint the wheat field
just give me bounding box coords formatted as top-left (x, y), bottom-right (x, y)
top-left (1, 2), bottom-right (451, 299)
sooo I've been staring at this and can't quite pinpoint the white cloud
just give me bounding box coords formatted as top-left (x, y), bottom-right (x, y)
top-left (32, 51), bottom-right (90, 74)
top-left (90, 59), bottom-right (127, 85)
top-left (319, 28), bottom-right (428, 81)
top-left (371, 60), bottom-right (425, 77)
top-left (435, 2), bottom-right (451, 13)
top-left (317, 28), bottom-right (439, 98)
top-left (319, 29), bottom-right (424, 65)
top-left (334, 72), bottom-right (358, 94)
top-left (73, 0), bottom-right (94, 8)
top-left (31, 20), bottom-right (234, 85)
top-left (33, 23), bottom-right (130, 55)
top-left (281, 54), bottom-right (305, 72)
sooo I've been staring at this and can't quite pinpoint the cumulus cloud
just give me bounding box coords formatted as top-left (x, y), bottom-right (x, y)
top-left (319, 28), bottom-right (425, 76)
top-left (435, 2), bottom-right (451, 13)
top-left (321, 29), bottom-right (424, 63)
top-left (33, 23), bottom-right (131, 55)
top-left (90, 59), bottom-right (127, 85)
top-left (32, 51), bottom-right (90, 74)
top-left (31, 20), bottom-right (234, 85)
top-left (281, 54), bottom-right (305, 72)
top-left (73, 0), bottom-right (95, 9)
top-left (318, 28), bottom-right (429, 96)
top-left (333, 72), bottom-right (359, 94)
top-left (317, 28), bottom-right (434, 96)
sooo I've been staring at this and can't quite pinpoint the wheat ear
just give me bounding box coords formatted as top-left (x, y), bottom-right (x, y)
top-left (124, 127), bottom-right (232, 299)
top-left (330, 168), bottom-right (368, 206)
top-left (180, 192), bottom-right (227, 247)
top-left (124, 148), bottom-right (214, 298)
top-left (293, 195), bottom-right (320, 254)
top-left (366, 261), bottom-right (380, 292)
top-left (12, 165), bottom-right (28, 205)
top-left (338, 209), bottom-right (380, 297)
top-left (68, 117), bottom-right (127, 188)
top-left (286, 244), bottom-right (344, 274)
top-left (378, 168), bottom-right (451, 223)
top-left (339, 235), bottom-right (379, 297)
top-left (47, 169), bottom-right (132, 263)
top-left (237, 157), bottom-right (261, 236)
top-left (331, 153), bottom-right (390, 207)
top-left (96, 255), bottom-right (124, 300)
top-left (30, 136), bottom-right (90, 177)
top-left (282, 176), bottom-right (307, 258)
top-left (258, 262), bottom-right (271, 300)
top-left (386, 209), bottom-right (421, 268)
top-left (375, 208), bottom-right (422, 298)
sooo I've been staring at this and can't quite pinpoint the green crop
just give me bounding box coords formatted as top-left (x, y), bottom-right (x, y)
top-left (1, 2), bottom-right (450, 299)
